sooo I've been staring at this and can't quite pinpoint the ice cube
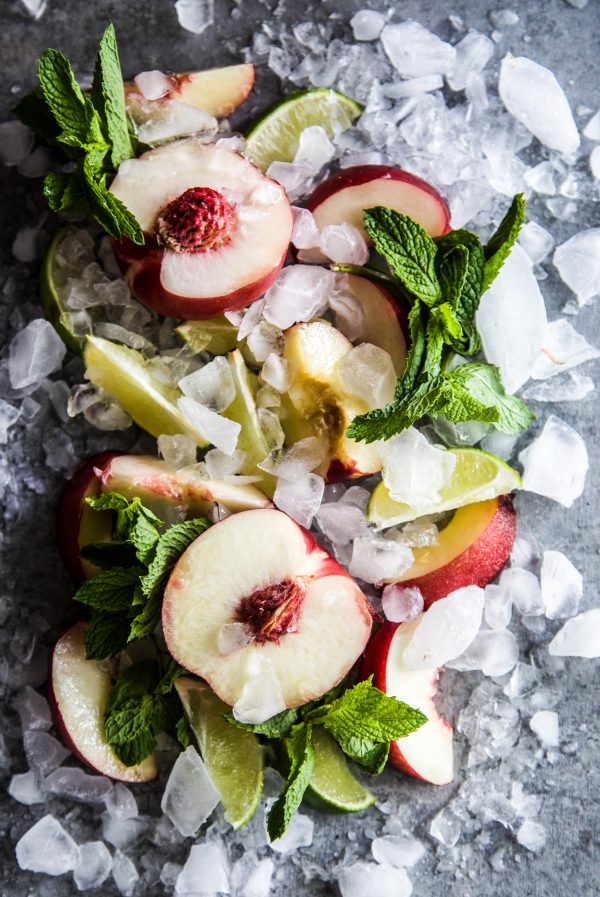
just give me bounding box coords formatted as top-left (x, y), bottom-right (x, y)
top-left (350, 534), bottom-right (413, 584)
top-left (403, 586), bottom-right (484, 669)
top-left (174, 0), bottom-right (214, 34)
top-left (102, 814), bottom-right (147, 850)
top-left (516, 820), bottom-right (546, 853)
top-left (529, 710), bottom-right (559, 747)
top-left (484, 583), bottom-right (513, 630)
top-left (19, 0), bottom-right (47, 16)
top-left (84, 397), bottom-right (133, 431)
top-left (134, 70), bottom-right (171, 100)
top-left (371, 834), bottom-right (425, 868)
top-left (269, 811), bottom-right (314, 853)
top-left (499, 55), bottom-right (579, 154)
top-left (504, 662), bottom-right (539, 698)
top-left (294, 125), bottom-right (335, 172)
top-left (339, 343), bottom-right (396, 408)
top-left (179, 356), bottom-right (235, 412)
top-left (350, 9), bottom-right (385, 41)
top-left (540, 550), bottom-right (582, 619)
top-left (319, 223), bottom-right (369, 265)
top-left (218, 621), bottom-right (253, 655)
top-left (263, 265), bottom-right (336, 329)
top-left (499, 566), bottom-right (544, 615)
top-left (590, 146), bottom-right (600, 179)
top-left (384, 75), bottom-right (444, 98)
top-left (0, 397), bottom-right (20, 443)
top-left (530, 319), bottom-right (600, 380)
top-left (266, 161), bottom-right (314, 200)
top-left (23, 730), bottom-right (70, 775)
top-left (554, 229), bottom-right (600, 306)
top-left (12, 224), bottom-right (45, 262)
top-left (246, 322), bottom-right (284, 364)
top-left (524, 160), bottom-right (557, 195)
top-left (379, 428), bottom-right (456, 509)
top-left (338, 862), bottom-right (412, 897)
top-left (381, 584), bottom-right (424, 623)
top-left (238, 857), bottom-right (274, 897)
top-left (258, 436), bottom-right (327, 481)
top-left (449, 629), bottom-right (519, 676)
top-left (178, 397), bottom-right (240, 455)
top-left (522, 370), bottom-right (595, 403)
top-left (477, 245), bottom-right (548, 393)
top-left (16, 815), bottom-right (78, 875)
top-left (548, 609), bottom-right (600, 657)
top-left (447, 32), bottom-right (495, 92)
top-left (583, 109), bottom-right (600, 140)
top-left (518, 221), bottom-right (555, 264)
top-left (112, 851), bottom-right (139, 897)
top-left (381, 21), bottom-right (456, 77)
top-left (519, 415), bottom-right (588, 507)
top-left (274, 473), bottom-right (325, 528)
top-left (0, 120), bottom-right (35, 165)
top-left (105, 782), bottom-right (138, 819)
top-left (291, 206), bottom-right (320, 250)
top-left (176, 842), bottom-right (229, 894)
top-left (401, 519), bottom-right (438, 548)
top-left (205, 447), bottom-right (246, 479)
top-left (8, 770), bottom-right (45, 805)
top-left (73, 841), bottom-right (113, 891)
top-left (9, 319), bottom-right (67, 389)
top-left (316, 501), bottom-right (367, 543)
top-left (45, 766), bottom-right (113, 803)
top-left (429, 808), bottom-right (461, 847)
top-left (157, 433), bottom-right (197, 469)
top-left (511, 782), bottom-right (542, 819)
top-left (233, 655), bottom-right (287, 724)
top-left (261, 353), bottom-right (289, 392)
top-left (161, 746), bottom-right (220, 837)
top-left (14, 686), bottom-right (52, 731)
top-left (136, 98), bottom-right (217, 144)
top-left (258, 407), bottom-right (285, 451)
top-left (329, 285), bottom-right (366, 341)
top-left (489, 9), bottom-right (520, 25)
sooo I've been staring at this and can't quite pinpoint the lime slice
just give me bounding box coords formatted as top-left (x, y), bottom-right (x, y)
top-left (40, 227), bottom-right (90, 354)
top-left (176, 318), bottom-right (240, 356)
top-left (83, 335), bottom-right (208, 446)
top-left (224, 349), bottom-right (276, 496)
top-left (306, 728), bottom-right (375, 813)
top-left (245, 88), bottom-right (362, 172)
top-left (175, 677), bottom-right (263, 830)
top-left (368, 447), bottom-right (522, 529)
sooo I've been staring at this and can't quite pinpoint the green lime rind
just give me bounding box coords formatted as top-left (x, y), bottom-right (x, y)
top-left (368, 447), bottom-right (522, 530)
top-left (40, 227), bottom-right (85, 355)
top-left (306, 728), bottom-right (375, 814)
top-left (176, 318), bottom-right (240, 356)
top-left (175, 677), bottom-right (264, 830)
top-left (245, 88), bottom-right (363, 172)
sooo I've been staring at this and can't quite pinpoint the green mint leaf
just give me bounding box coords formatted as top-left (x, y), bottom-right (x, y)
top-left (91, 23), bottom-right (135, 168)
top-left (225, 708), bottom-right (300, 739)
top-left (482, 193), bottom-right (526, 292)
top-left (443, 362), bottom-right (535, 434)
top-left (156, 659), bottom-right (185, 696)
top-left (73, 566), bottom-right (144, 612)
top-left (43, 168), bottom-right (91, 217)
top-left (267, 723), bottom-right (315, 841)
top-left (364, 207), bottom-right (442, 305)
top-left (336, 738), bottom-right (390, 776)
top-left (86, 491), bottom-right (130, 512)
top-left (140, 518), bottom-right (210, 601)
top-left (176, 714), bottom-right (193, 750)
top-left (13, 90), bottom-right (60, 143)
top-left (435, 230), bottom-right (486, 356)
top-left (37, 47), bottom-right (89, 137)
top-left (129, 513), bottom-right (160, 565)
top-left (436, 242), bottom-right (468, 308)
top-left (104, 694), bottom-right (158, 765)
top-left (82, 155), bottom-right (144, 243)
top-left (106, 659), bottom-right (159, 713)
top-left (429, 302), bottom-right (463, 345)
top-left (84, 610), bottom-right (132, 660)
top-left (80, 541), bottom-right (139, 569)
top-left (127, 596), bottom-right (161, 642)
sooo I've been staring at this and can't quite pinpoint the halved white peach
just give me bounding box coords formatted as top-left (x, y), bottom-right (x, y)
top-left (110, 140), bottom-right (293, 319)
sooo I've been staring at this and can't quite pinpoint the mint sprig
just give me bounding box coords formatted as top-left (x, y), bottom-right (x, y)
top-left (347, 196), bottom-right (533, 444)
top-left (14, 24), bottom-right (143, 244)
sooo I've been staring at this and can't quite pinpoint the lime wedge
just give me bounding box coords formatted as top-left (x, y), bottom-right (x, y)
top-left (245, 88), bottom-right (362, 172)
top-left (40, 227), bottom-right (89, 354)
top-left (83, 335), bottom-right (208, 446)
top-left (368, 447), bottom-right (522, 529)
top-left (306, 728), bottom-right (375, 813)
top-left (175, 677), bottom-right (263, 830)
top-left (176, 318), bottom-right (240, 356)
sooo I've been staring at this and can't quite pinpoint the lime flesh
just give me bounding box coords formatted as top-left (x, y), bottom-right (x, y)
top-left (306, 728), bottom-right (375, 813)
top-left (245, 88), bottom-right (362, 172)
top-left (175, 677), bottom-right (264, 830)
top-left (368, 447), bottom-right (521, 529)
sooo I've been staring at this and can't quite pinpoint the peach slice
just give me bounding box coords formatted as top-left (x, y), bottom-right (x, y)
top-left (391, 497), bottom-right (517, 606)
top-left (162, 509), bottom-right (372, 711)
top-left (125, 64), bottom-right (255, 119)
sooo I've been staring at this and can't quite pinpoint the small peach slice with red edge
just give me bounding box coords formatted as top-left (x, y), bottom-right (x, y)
top-left (298, 165), bottom-right (451, 264)
top-left (162, 509), bottom-right (372, 710)
top-left (125, 64), bottom-right (255, 119)
top-left (50, 622), bottom-right (157, 782)
top-left (390, 496), bottom-right (516, 607)
top-left (360, 619), bottom-right (453, 785)
top-left (110, 140), bottom-right (293, 320)
top-left (338, 273), bottom-right (408, 376)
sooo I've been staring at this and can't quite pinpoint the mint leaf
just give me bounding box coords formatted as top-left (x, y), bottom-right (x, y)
top-left (84, 610), bottom-right (132, 660)
top-left (364, 207), bottom-right (442, 305)
top-left (80, 541), bottom-right (139, 569)
top-left (176, 714), bottom-right (193, 750)
top-left (91, 23), bottom-right (134, 168)
top-left (336, 738), bottom-right (389, 776)
top-left (13, 90), bottom-right (61, 144)
top-left (267, 723), bottom-right (315, 841)
top-left (482, 193), bottom-right (526, 292)
top-left (435, 230), bottom-right (485, 356)
top-left (104, 694), bottom-right (159, 765)
top-left (43, 169), bottom-right (90, 217)
top-left (37, 48), bottom-right (89, 137)
top-left (86, 491), bottom-right (131, 512)
top-left (140, 518), bottom-right (210, 601)
top-left (74, 566), bottom-right (143, 611)
top-left (225, 708), bottom-right (299, 739)
top-left (82, 156), bottom-right (144, 244)
top-left (129, 513), bottom-right (160, 565)
top-left (443, 363), bottom-right (535, 433)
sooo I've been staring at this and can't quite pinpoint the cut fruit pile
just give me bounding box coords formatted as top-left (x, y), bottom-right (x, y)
top-left (3, 13), bottom-right (600, 897)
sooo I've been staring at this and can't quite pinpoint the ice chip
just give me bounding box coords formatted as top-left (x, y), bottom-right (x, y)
top-left (530, 710), bottom-right (559, 747)
top-left (522, 371), bottom-right (595, 403)
top-left (177, 397), bottom-right (240, 455)
top-left (102, 814), bottom-right (147, 850)
top-left (269, 810), bottom-right (314, 853)
top-left (174, 0), bottom-right (214, 34)
top-left (381, 21), bottom-right (456, 78)
top-left (246, 322), bottom-right (284, 364)
top-left (338, 862), bottom-right (412, 897)
top-left (134, 69), bottom-right (171, 100)
top-left (274, 473), bottom-right (325, 528)
top-left (371, 834), bottom-right (425, 867)
top-left (447, 31), bottom-right (495, 92)
top-left (261, 353), bottom-right (289, 392)
top-left (350, 9), bottom-right (385, 41)
top-left (429, 808), bottom-right (461, 847)
top-left (548, 609), bottom-right (600, 657)
top-left (524, 160), bottom-right (557, 195)
top-left (105, 782), bottom-right (138, 819)
top-left (176, 842), bottom-right (229, 894)
top-left (319, 224), bottom-right (369, 265)
top-left (9, 318), bottom-right (67, 389)
top-left (350, 534), bottom-right (413, 584)
top-left (553, 229), bottom-right (600, 306)
top-left (45, 767), bottom-right (113, 803)
top-left (16, 815), bottom-right (78, 875)
top-left (205, 447), bottom-right (246, 479)
top-left (263, 265), bottom-right (336, 329)
top-left (294, 125), bottom-right (335, 172)
top-left (329, 286), bottom-right (366, 341)
top-left (291, 206), bottom-right (320, 250)
top-left (233, 656), bottom-right (287, 724)
top-left (476, 245), bottom-right (548, 393)
top-left (379, 428), bottom-right (457, 509)
top-left (24, 730), bottom-right (70, 775)
top-left (530, 319), bottom-right (600, 380)
top-left (449, 629), bottom-right (519, 676)
top-left (0, 120), bottom-right (35, 165)
top-left (14, 686), bottom-right (52, 731)
top-left (484, 583), bottom-right (513, 630)
top-left (499, 566), bottom-right (544, 615)
top-left (161, 746), bottom-right (220, 837)
top-left (499, 55), bottom-right (579, 154)
top-left (178, 356), bottom-right (235, 412)
top-left (0, 397), bottom-right (20, 443)
top-left (382, 584), bottom-right (424, 623)
top-left (266, 161), bottom-right (314, 199)
top-left (157, 433), bottom-right (197, 469)
top-left (489, 9), bottom-right (519, 25)
top-left (519, 415), bottom-right (588, 507)
top-left (403, 586), bottom-right (485, 669)
top-left (516, 820), bottom-right (546, 853)
top-left (316, 501), bottom-right (367, 544)
top-left (240, 857), bottom-right (274, 897)
top-left (540, 550), bottom-right (582, 619)
top-left (590, 146), bottom-right (600, 179)
top-left (339, 343), bottom-right (397, 408)
top-left (8, 770), bottom-right (45, 805)
top-left (583, 109), bottom-right (600, 140)
top-left (518, 221), bottom-right (555, 264)
top-left (112, 851), bottom-right (139, 897)
top-left (74, 841), bottom-right (112, 891)
top-left (258, 436), bottom-right (327, 480)
top-left (218, 621), bottom-right (253, 655)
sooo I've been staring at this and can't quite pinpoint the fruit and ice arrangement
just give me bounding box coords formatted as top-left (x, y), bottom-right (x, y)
top-left (2, 7), bottom-right (600, 897)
